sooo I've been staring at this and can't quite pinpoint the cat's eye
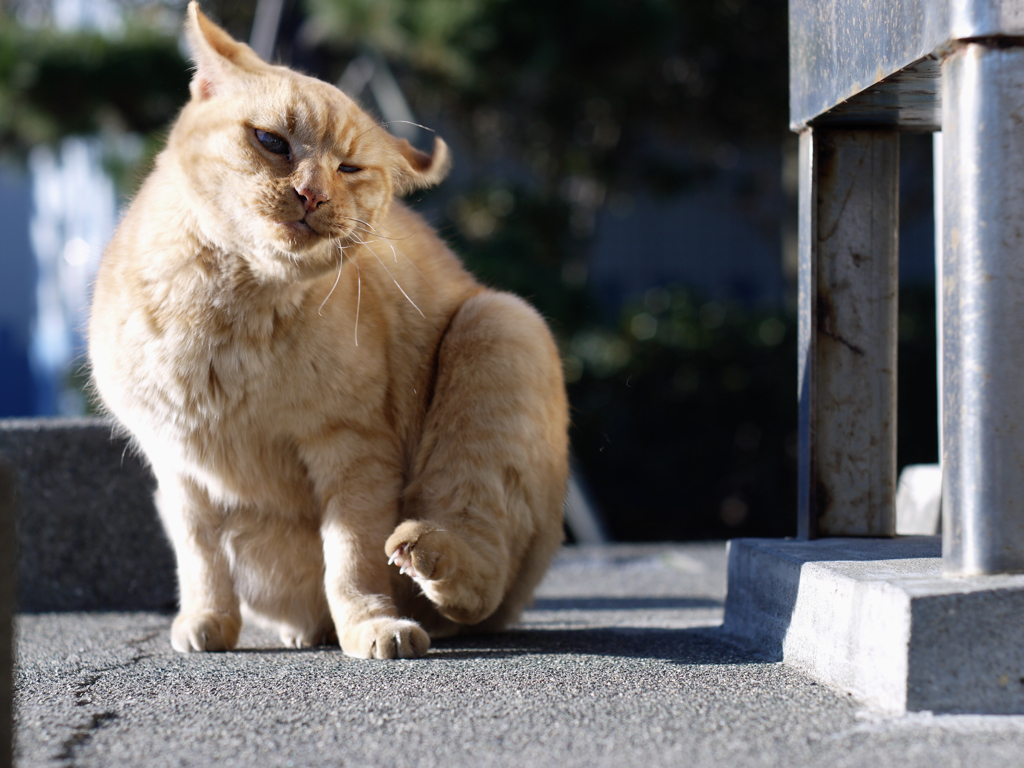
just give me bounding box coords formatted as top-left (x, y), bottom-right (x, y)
top-left (255, 129), bottom-right (290, 157)
top-left (338, 164), bottom-right (361, 174)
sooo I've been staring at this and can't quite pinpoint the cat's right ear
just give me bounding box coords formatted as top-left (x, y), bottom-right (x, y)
top-left (184, 1), bottom-right (266, 101)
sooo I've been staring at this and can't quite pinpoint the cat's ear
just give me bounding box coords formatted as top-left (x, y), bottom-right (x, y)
top-left (184, 1), bottom-right (267, 101)
top-left (392, 136), bottom-right (451, 195)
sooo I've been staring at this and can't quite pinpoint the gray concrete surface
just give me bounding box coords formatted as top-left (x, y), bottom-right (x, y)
top-left (724, 537), bottom-right (1024, 714)
top-left (15, 544), bottom-right (1024, 768)
top-left (2, 461), bottom-right (14, 768)
top-left (9, 419), bottom-right (1024, 766)
top-left (0, 418), bottom-right (174, 612)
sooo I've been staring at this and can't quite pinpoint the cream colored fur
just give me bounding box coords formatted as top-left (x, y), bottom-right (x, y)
top-left (87, 2), bottom-right (569, 659)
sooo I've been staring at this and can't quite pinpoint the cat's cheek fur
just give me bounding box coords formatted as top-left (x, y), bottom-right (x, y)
top-left (88, 2), bottom-right (569, 659)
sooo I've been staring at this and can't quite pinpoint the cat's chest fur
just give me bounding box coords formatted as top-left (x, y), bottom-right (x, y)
top-left (99, 238), bottom-right (456, 514)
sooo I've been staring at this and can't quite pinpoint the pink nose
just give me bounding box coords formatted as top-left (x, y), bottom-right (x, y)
top-left (296, 187), bottom-right (328, 212)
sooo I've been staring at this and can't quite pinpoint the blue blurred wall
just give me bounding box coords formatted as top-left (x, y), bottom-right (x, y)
top-left (0, 168), bottom-right (38, 417)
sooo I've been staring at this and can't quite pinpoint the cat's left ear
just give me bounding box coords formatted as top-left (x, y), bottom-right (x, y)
top-left (184, 1), bottom-right (267, 100)
top-left (392, 136), bottom-right (451, 195)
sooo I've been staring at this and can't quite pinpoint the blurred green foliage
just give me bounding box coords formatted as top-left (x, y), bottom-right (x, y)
top-left (5, 0), bottom-right (886, 541)
top-left (0, 18), bottom-right (189, 153)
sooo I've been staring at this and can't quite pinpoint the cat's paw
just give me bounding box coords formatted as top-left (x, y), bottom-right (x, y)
top-left (341, 618), bottom-right (430, 659)
top-left (279, 625), bottom-right (337, 649)
top-left (171, 611), bottom-right (241, 653)
top-left (385, 521), bottom-right (459, 581)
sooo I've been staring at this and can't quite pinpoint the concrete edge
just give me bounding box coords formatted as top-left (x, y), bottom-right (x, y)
top-left (723, 537), bottom-right (1024, 714)
top-left (1, 460), bottom-right (13, 768)
top-left (0, 417), bottom-right (175, 613)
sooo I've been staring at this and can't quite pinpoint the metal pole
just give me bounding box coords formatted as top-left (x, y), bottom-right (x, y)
top-left (249, 0), bottom-right (285, 62)
top-left (941, 43), bottom-right (1024, 575)
top-left (933, 131), bottom-right (943, 469)
top-left (798, 128), bottom-right (899, 538)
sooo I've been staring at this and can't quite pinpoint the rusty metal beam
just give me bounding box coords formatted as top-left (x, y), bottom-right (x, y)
top-left (798, 129), bottom-right (900, 539)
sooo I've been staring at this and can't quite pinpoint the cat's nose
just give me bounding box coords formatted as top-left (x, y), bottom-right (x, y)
top-left (296, 187), bottom-right (328, 212)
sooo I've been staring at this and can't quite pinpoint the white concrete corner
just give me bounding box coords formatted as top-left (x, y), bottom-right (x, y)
top-left (723, 537), bottom-right (1024, 714)
top-left (895, 464), bottom-right (942, 535)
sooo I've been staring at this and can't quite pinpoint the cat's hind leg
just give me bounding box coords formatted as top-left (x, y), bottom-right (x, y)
top-left (225, 514), bottom-right (335, 649)
top-left (386, 290), bottom-right (569, 629)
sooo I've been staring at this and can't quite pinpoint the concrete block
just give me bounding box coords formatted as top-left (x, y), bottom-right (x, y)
top-left (723, 537), bottom-right (1024, 714)
top-left (1, 462), bottom-right (13, 768)
top-left (0, 418), bottom-right (175, 612)
top-left (895, 464), bottom-right (941, 535)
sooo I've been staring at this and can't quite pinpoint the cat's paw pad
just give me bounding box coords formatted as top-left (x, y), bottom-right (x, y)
top-left (171, 611), bottom-right (241, 653)
top-left (385, 522), bottom-right (458, 581)
top-left (342, 618), bottom-right (430, 659)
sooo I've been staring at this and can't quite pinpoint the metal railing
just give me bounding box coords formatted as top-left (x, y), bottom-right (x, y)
top-left (791, 0), bottom-right (1024, 575)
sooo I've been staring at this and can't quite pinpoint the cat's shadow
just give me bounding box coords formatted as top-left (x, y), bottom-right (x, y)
top-left (228, 594), bottom-right (758, 666)
top-left (426, 624), bottom-right (758, 666)
top-left (230, 626), bottom-right (752, 665)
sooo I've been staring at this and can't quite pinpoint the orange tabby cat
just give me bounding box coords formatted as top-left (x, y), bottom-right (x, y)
top-left (87, 2), bottom-right (569, 659)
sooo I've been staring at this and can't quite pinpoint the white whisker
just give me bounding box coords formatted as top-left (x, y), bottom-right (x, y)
top-left (353, 234), bottom-right (425, 318)
top-left (382, 120), bottom-right (436, 134)
top-left (340, 215), bottom-right (413, 242)
top-left (371, 251), bottom-right (425, 317)
top-left (318, 240), bottom-right (345, 316)
top-left (353, 256), bottom-right (361, 347)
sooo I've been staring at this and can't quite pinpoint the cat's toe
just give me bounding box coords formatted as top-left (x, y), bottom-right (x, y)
top-left (342, 618), bottom-right (430, 659)
top-left (171, 611), bottom-right (241, 653)
top-left (385, 521), bottom-right (459, 581)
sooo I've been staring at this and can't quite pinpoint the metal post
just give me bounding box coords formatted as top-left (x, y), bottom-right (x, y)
top-left (249, 0), bottom-right (285, 62)
top-left (941, 43), bottom-right (1024, 575)
top-left (798, 128), bottom-right (899, 539)
top-left (933, 132), bottom-right (943, 464)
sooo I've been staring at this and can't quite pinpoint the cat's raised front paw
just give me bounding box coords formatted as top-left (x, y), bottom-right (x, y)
top-left (171, 611), bottom-right (241, 653)
top-left (385, 521), bottom-right (459, 581)
top-left (341, 618), bottom-right (430, 659)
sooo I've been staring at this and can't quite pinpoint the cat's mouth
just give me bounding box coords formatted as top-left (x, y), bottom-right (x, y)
top-left (276, 218), bottom-right (321, 242)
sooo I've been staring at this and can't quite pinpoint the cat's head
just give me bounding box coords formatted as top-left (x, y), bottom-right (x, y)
top-left (170, 2), bottom-right (449, 281)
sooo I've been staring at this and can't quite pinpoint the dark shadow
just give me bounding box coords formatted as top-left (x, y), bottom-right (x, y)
top-left (427, 625), bottom-right (762, 665)
top-left (225, 624), bottom-right (764, 665)
top-left (531, 596), bottom-right (722, 611)
top-left (222, 618), bottom-right (761, 667)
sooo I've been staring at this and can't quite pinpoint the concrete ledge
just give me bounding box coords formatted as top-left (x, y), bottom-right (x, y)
top-left (2, 462), bottom-right (13, 768)
top-left (723, 537), bottom-right (1024, 714)
top-left (0, 418), bottom-right (174, 612)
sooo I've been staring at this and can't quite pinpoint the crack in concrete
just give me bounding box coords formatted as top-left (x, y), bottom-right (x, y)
top-left (51, 627), bottom-right (163, 765)
top-left (55, 709), bottom-right (119, 763)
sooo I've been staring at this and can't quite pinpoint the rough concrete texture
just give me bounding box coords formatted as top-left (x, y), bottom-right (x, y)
top-left (0, 418), bottom-right (175, 612)
top-left (16, 544), bottom-right (1024, 768)
top-left (1, 462), bottom-right (13, 768)
top-left (723, 537), bottom-right (1024, 714)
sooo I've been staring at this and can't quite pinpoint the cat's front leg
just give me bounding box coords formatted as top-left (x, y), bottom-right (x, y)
top-left (155, 476), bottom-right (241, 652)
top-left (319, 472), bottom-right (430, 659)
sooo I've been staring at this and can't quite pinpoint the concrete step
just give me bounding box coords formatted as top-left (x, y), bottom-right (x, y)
top-left (724, 537), bottom-right (1024, 714)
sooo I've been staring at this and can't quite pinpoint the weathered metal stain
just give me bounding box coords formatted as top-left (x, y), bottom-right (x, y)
top-left (799, 130), bottom-right (898, 539)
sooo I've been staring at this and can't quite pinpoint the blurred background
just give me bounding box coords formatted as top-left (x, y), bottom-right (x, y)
top-left (0, 0), bottom-right (940, 541)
